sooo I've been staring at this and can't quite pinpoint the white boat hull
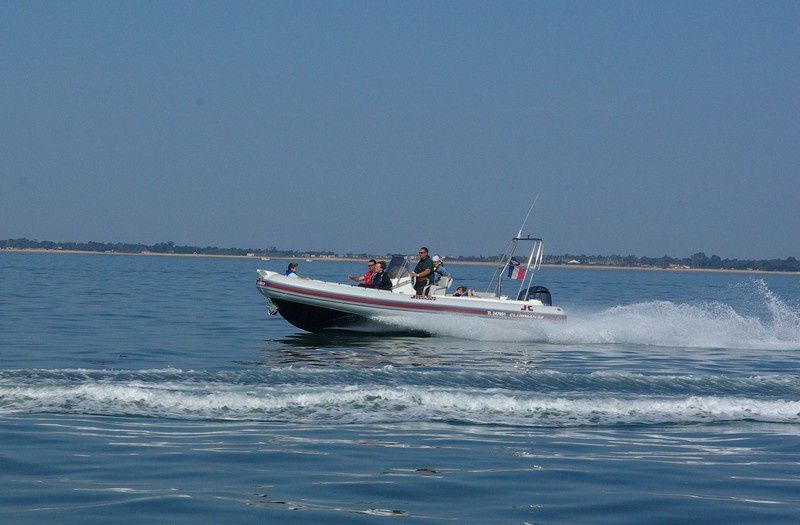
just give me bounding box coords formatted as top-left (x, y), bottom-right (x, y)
top-left (256, 270), bottom-right (566, 334)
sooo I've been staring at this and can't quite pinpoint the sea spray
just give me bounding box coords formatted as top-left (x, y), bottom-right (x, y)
top-left (376, 280), bottom-right (800, 349)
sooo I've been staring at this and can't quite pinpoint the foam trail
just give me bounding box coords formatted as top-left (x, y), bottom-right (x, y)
top-left (376, 280), bottom-right (800, 349)
top-left (2, 382), bottom-right (799, 427)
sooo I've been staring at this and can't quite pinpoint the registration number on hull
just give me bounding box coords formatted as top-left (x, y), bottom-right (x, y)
top-left (488, 310), bottom-right (545, 319)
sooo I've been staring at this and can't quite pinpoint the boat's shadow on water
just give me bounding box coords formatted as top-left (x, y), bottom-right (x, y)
top-left (261, 331), bottom-right (443, 368)
top-left (259, 331), bottom-right (548, 370)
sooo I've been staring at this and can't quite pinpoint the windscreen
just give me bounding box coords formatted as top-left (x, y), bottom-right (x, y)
top-left (385, 255), bottom-right (410, 279)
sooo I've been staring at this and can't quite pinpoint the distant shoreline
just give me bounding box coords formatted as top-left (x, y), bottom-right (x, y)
top-left (4, 248), bottom-right (799, 275)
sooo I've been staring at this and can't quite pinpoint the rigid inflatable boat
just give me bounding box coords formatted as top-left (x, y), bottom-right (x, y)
top-left (256, 234), bottom-right (566, 334)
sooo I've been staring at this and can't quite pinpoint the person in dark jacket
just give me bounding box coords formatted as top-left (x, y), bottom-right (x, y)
top-left (370, 261), bottom-right (393, 291)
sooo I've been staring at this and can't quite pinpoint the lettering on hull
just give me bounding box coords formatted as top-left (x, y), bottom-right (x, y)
top-left (489, 310), bottom-right (546, 320)
top-left (259, 278), bottom-right (566, 322)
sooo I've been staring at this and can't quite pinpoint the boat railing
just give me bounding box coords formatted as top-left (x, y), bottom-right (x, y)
top-left (487, 235), bottom-right (545, 300)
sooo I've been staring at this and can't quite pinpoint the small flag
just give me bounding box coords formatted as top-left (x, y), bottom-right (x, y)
top-left (507, 259), bottom-right (526, 280)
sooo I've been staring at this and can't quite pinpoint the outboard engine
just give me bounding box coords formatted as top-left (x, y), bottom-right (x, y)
top-left (517, 285), bottom-right (552, 305)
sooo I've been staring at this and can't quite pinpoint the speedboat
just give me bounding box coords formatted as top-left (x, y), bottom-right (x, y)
top-left (256, 232), bottom-right (566, 334)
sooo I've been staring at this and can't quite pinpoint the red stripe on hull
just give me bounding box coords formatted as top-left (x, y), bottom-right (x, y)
top-left (258, 279), bottom-right (564, 321)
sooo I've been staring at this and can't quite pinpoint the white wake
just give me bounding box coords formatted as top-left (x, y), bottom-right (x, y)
top-left (375, 280), bottom-right (800, 349)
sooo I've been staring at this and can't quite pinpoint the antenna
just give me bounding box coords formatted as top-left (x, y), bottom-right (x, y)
top-left (516, 194), bottom-right (539, 238)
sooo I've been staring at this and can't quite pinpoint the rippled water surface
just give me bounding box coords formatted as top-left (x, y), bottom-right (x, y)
top-left (2, 253), bottom-right (799, 523)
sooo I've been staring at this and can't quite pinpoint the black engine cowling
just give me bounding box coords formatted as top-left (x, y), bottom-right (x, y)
top-left (517, 285), bottom-right (552, 305)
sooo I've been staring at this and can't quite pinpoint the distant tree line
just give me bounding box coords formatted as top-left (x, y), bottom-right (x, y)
top-left (539, 252), bottom-right (799, 272)
top-left (2, 238), bottom-right (798, 272)
top-left (0, 238), bottom-right (338, 258)
top-left (447, 252), bottom-right (800, 271)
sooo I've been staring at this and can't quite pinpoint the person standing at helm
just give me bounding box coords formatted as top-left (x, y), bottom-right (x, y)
top-left (410, 247), bottom-right (434, 295)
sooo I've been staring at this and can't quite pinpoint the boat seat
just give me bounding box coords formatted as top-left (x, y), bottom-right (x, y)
top-left (425, 275), bottom-right (453, 296)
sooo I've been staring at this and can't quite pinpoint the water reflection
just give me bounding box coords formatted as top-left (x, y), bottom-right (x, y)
top-left (261, 332), bottom-right (547, 372)
top-left (261, 332), bottom-right (439, 368)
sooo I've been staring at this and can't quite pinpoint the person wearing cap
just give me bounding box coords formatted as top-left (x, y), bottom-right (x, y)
top-left (431, 255), bottom-right (451, 285)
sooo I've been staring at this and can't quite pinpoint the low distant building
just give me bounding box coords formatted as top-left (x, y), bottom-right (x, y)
top-left (567, 260), bottom-right (580, 265)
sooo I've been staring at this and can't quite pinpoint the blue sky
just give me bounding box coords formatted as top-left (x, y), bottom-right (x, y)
top-left (1, 1), bottom-right (798, 258)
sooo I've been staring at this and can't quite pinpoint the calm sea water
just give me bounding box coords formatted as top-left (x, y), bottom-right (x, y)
top-left (1, 252), bottom-right (799, 523)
